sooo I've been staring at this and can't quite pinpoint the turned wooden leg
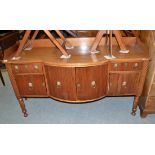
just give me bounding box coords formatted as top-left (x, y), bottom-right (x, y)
top-left (18, 98), bottom-right (28, 117)
top-left (131, 96), bottom-right (139, 116)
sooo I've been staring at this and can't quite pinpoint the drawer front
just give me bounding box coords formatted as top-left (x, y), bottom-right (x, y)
top-left (15, 75), bottom-right (47, 96)
top-left (108, 72), bottom-right (140, 96)
top-left (110, 61), bottom-right (143, 71)
top-left (12, 63), bottom-right (43, 74)
top-left (149, 84), bottom-right (155, 96)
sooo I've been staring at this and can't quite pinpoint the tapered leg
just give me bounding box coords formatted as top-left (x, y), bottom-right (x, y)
top-left (18, 98), bottom-right (28, 117)
top-left (0, 69), bottom-right (5, 86)
top-left (131, 96), bottom-right (139, 116)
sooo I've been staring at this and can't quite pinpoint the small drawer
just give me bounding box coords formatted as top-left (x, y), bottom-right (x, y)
top-left (12, 63), bottom-right (43, 74)
top-left (110, 63), bottom-right (121, 71)
top-left (29, 63), bottom-right (43, 73)
top-left (131, 62), bottom-right (143, 71)
top-left (110, 62), bottom-right (143, 71)
top-left (15, 74), bottom-right (47, 96)
top-left (149, 84), bottom-right (155, 96)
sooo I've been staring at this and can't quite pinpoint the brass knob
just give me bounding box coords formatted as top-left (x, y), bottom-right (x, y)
top-left (114, 63), bottom-right (118, 68)
top-left (14, 65), bottom-right (19, 70)
top-left (34, 65), bottom-right (39, 69)
top-left (56, 81), bottom-right (61, 88)
top-left (122, 81), bottom-right (127, 87)
top-left (91, 81), bottom-right (96, 88)
top-left (28, 82), bottom-right (33, 87)
top-left (134, 63), bottom-right (138, 67)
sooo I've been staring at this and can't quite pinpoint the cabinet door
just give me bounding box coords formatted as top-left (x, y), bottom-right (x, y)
top-left (108, 72), bottom-right (140, 96)
top-left (15, 75), bottom-right (47, 96)
top-left (76, 64), bottom-right (108, 101)
top-left (45, 66), bottom-right (76, 101)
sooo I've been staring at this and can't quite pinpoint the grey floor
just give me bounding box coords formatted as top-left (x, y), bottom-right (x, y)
top-left (0, 69), bottom-right (155, 124)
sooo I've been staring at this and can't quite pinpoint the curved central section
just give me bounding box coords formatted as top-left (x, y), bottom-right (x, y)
top-left (45, 63), bottom-right (108, 102)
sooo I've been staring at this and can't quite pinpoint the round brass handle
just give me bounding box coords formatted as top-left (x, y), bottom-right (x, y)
top-left (114, 63), bottom-right (118, 68)
top-left (91, 81), bottom-right (96, 88)
top-left (122, 81), bottom-right (127, 88)
top-left (122, 81), bottom-right (127, 86)
top-left (14, 65), bottom-right (19, 70)
top-left (34, 65), bottom-right (39, 69)
top-left (28, 82), bottom-right (33, 90)
top-left (28, 82), bottom-right (33, 87)
top-left (134, 63), bottom-right (138, 67)
top-left (56, 81), bottom-right (61, 88)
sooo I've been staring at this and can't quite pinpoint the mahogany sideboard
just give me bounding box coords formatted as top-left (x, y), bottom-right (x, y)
top-left (3, 37), bottom-right (149, 117)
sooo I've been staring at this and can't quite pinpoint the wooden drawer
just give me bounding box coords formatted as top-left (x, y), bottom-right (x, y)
top-left (149, 84), bottom-right (155, 96)
top-left (12, 63), bottom-right (43, 74)
top-left (110, 61), bottom-right (143, 71)
top-left (15, 74), bottom-right (47, 96)
top-left (108, 72), bottom-right (140, 96)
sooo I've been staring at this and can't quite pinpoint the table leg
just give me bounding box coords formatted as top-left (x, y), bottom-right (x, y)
top-left (131, 96), bottom-right (139, 116)
top-left (18, 98), bottom-right (28, 117)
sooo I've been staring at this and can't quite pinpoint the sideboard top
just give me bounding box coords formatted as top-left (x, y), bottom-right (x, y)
top-left (4, 37), bottom-right (149, 67)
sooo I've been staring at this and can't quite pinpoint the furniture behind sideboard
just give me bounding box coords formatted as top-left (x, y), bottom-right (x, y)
top-left (139, 30), bottom-right (155, 117)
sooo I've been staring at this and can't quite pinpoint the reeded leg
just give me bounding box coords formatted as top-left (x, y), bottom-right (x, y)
top-left (131, 96), bottom-right (139, 116)
top-left (18, 98), bottom-right (28, 117)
